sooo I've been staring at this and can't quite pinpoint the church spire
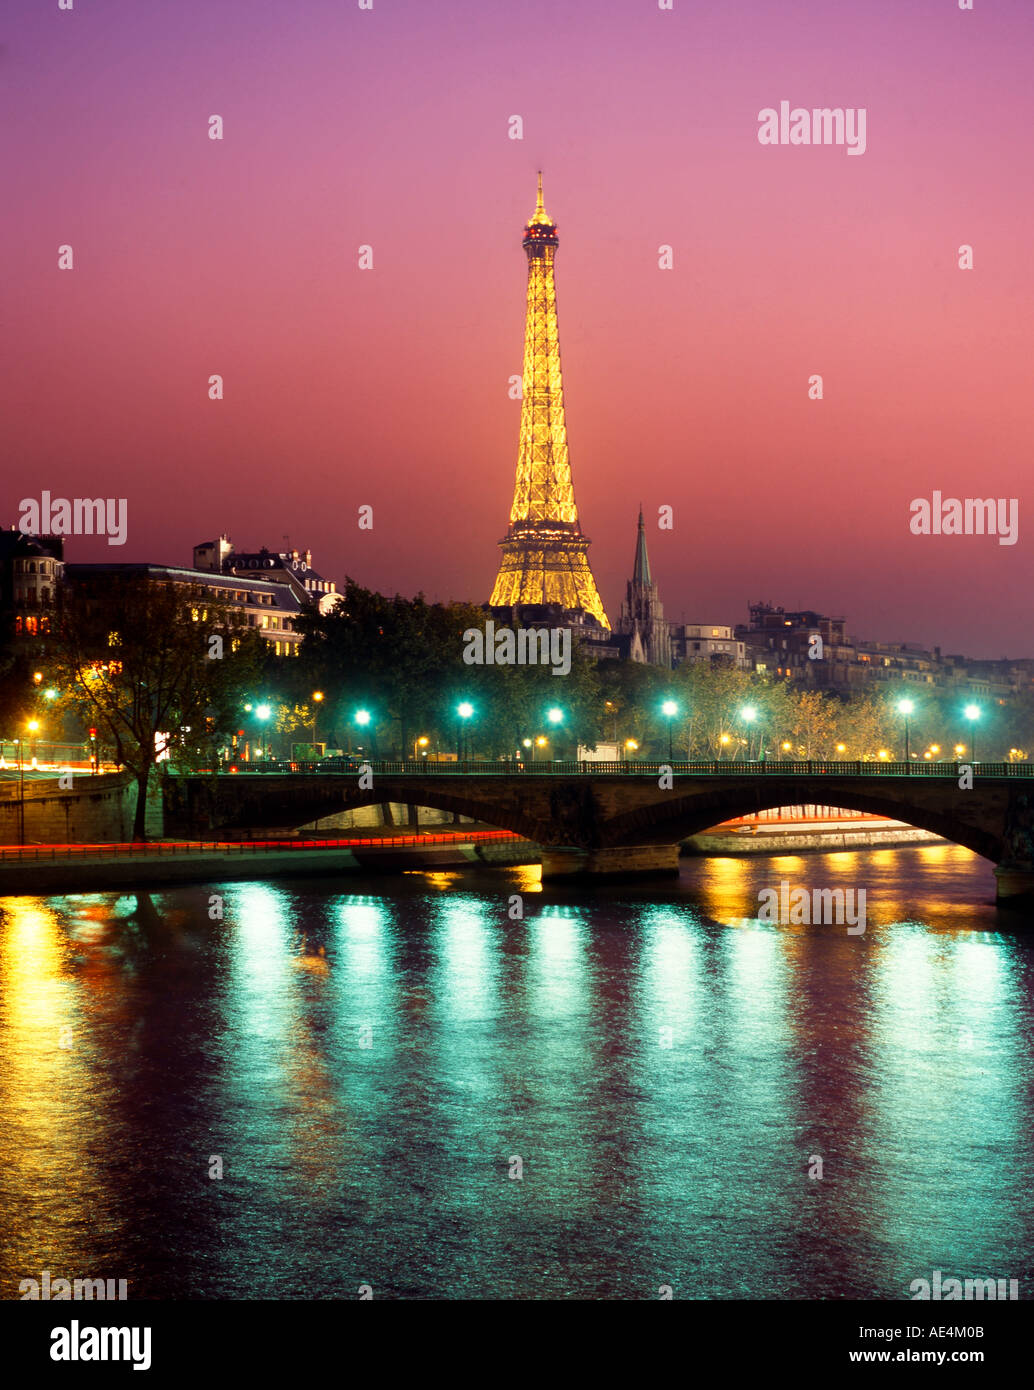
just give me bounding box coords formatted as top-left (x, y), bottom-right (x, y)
top-left (633, 505), bottom-right (652, 585)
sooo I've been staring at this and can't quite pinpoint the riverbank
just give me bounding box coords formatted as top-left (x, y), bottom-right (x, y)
top-left (682, 823), bottom-right (943, 854)
top-left (0, 832), bottom-right (539, 895)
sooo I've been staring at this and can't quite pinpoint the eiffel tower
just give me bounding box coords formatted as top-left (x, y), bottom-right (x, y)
top-left (489, 175), bottom-right (610, 629)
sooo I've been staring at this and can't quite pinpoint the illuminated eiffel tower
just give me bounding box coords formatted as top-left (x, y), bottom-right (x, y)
top-left (489, 175), bottom-right (610, 629)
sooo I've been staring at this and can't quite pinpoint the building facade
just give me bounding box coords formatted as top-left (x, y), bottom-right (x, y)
top-left (194, 536), bottom-right (340, 614)
top-left (65, 563), bottom-right (307, 656)
top-left (0, 528), bottom-right (65, 640)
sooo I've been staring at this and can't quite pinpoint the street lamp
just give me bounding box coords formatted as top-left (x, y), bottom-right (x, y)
top-left (546, 707), bottom-right (563, 761)
top-left (624, 738), bottom-right (638, 762)
top-left (255, 703), bottom-right (272, 760)
top-left (16, 737), bottom-right (26, 845)
top-left (27, 718), bottom-right (41, 769)
top-left (661, 700), bottom-right (678, 761)
top-left (311, 691), bottom-right (324, 754)
top-left (741, 705), bottom-right (761, 761)
top-left (415, 735), bottom-right (429, 761)
top-left (964, 704), bottom-right (981, 763)
top-left (457, 702), bottom-right (474, 762)
top-left (897, 698), bottom-right (915, 766)
top-left (354, 708), bottom-right (372, 759)
top-left (535, 735), bottom-right (548, 762)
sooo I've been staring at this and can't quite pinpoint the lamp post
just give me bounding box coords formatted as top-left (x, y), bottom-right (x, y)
top-left (964, 704), bottom-right (981, 764)
top-left (546, 707), bottom-right (564, 761)
top-left (897, 698), bottom-right (914, 768)
top-left (255, 703), bottom-right (272, 760)
top-left (311, 691), bottom-right (324, 754)
top-left (741, 705), bottom-right (759, 761)
top-left (16, 737), bottom-right (25, 846)
top-left (27, 718), bottom-right (40, 771)
top-left (415, 735), bottom-right (429, 762)
top-left (624, 738), bottom-right (638, 763)
top-left (457, 702), bottom-right (474, 762)
top-left (355, 708), bottom-right (372, 761)
top-left (661, 700), bottom-right (678, 761)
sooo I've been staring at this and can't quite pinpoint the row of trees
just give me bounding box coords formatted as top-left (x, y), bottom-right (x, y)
top-left (5, 572), bottom-right (1032, 838)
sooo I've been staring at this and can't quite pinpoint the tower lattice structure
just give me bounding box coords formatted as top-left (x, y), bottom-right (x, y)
top-left (489, 175), bottom-right (610, 629)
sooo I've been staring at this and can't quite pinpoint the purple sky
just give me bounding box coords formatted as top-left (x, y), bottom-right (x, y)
top-left (4, 0), bottom-right (1033, 656)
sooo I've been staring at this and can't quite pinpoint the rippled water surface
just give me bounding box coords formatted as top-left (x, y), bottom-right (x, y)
top-left (2, 844), bottom-right (1033, 1299)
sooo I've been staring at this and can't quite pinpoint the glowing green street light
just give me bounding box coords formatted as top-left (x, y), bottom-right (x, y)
top-left (964, 703), bottom-right (981, 763)
top-left (352, 708), bottom-right (373, 760)
top-left (661, 699), bottom-right (678, 760)
top-left (251, 703), bottom-right (272, 760)
top-left (740, 705), bottom-right (764, 762)
top-left (897, 698), bottom-right (915, 765)
top-left (546, 707), bottom-right (563, 724)
top-left (457, 701), bottom-right (474, 762)
top-left (43, 688), bottom-right (58, 701)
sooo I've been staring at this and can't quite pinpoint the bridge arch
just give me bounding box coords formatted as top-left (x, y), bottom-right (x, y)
top-left (604, 784), bottom-right (1002, 862)
top-left (166, 777), bottom-right (550, 843)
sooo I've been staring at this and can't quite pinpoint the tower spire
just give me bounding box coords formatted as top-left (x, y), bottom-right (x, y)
top-left (530, 170), bottom-right (550, 226)
top-left (619, 506), bottom-right (670, 667)
top-left (633, 505), bottom-right (652, 585)
top-left (488, 177), bottom-right (610, 629)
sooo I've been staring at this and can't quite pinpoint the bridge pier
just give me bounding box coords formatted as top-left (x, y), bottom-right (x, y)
top-left (994, 863), bottom-right (1034, 907)
top-left (540, 844), bottom-right (680, 882)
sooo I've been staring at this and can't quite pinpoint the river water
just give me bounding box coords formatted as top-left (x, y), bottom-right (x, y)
top-left (1, 843), bottom-right (1032, 1301)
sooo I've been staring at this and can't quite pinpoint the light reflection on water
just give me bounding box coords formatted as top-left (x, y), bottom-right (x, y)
top-left (1, 845), bottom-right (1032, 1300)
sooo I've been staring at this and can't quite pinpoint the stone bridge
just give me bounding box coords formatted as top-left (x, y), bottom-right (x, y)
top-left (164, 760), bottom-right (1034, 901)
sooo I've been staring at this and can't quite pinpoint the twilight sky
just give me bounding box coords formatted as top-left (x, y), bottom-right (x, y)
top-left (5, 0), bottom-right (1032, 656)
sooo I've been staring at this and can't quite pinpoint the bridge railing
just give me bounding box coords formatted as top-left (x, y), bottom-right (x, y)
top-left (179, 759), bottom-right (1034, 778)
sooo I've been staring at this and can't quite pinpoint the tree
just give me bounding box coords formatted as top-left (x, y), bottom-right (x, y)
top-left (51, 574), bottom-right (262, 839)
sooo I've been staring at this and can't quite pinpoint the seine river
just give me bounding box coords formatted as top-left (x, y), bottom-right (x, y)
top-left (1, 844), bottom-right (1032, 1301)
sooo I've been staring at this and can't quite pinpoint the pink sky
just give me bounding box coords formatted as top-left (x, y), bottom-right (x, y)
top-left (4, 0), bottom-right (1033, 655)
